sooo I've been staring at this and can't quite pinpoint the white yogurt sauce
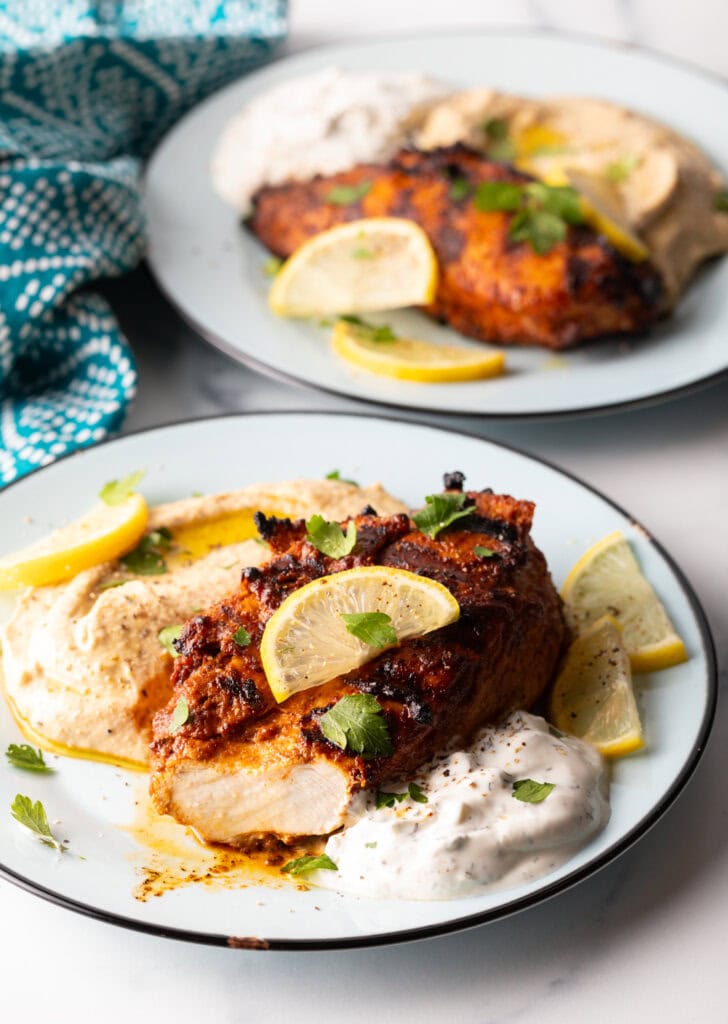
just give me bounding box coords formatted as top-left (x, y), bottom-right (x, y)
top-left (314, 712), bottom-right (610, 900)
top-left (211, 67), bottom-right (450, 214)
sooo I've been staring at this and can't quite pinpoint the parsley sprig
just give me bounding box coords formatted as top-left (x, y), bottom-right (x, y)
top-left (121, 526), bottom-right (173, 576)
top-left (5, 744), bottom-right (52, 773)
top-left (339, 315), bottom-right (397, 342)
top-left (282, 853), bottom-right (338, 876)
top-left (376, 782), bottom-right (428, 808)
top-left (98, 469), bottom-right (145, 506)
top-left (341, 612), bottom-right (397, 649)
top-left (10, 795), bottom-right (66, 851)
top-left (512, 779), bottom-right (555, 803)
top-left (305, 515), bottom-right (357, 558)
top-left (413, 492), bottom-right (474, 539)
top-left (326, 181), bottom-right (372, 206)
top-left (319, 694), bottom-right (392, 758)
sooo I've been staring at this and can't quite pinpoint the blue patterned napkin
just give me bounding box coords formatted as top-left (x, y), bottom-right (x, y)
top-left (0, 1), bottom-right (286, 486)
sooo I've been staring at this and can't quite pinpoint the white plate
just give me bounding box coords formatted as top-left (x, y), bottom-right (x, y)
top-left (0, 413), bottom-right (716, 948)
top-left (144, 30), bottom-right (728, 418)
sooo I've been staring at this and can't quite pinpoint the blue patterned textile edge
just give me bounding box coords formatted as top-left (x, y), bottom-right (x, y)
top-left (0, 1), bottom-right (287, 485)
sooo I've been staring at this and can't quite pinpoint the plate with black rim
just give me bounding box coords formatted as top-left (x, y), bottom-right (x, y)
top-left (144, 30), bottom-right (728, 419)
top-left (0, 412), bottom-right (716, 948)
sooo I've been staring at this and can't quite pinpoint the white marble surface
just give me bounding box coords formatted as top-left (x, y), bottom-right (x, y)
top-left (2, 5), bottom-right (727, 1022)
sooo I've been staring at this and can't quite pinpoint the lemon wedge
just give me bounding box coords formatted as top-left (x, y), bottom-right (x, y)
top-left (550, 615), bottom-right (644, 757)
top-left (561, 530), bottom-right (687, 673)
top-left (0, 494), bottom-right (148, 589)
top-left (331, 319), bottom-right (505, 383)
top-left (260, 566), bottom-right (460, 703)
top-left (565, 170), bottom-right (649, 262)
top-left (268, 218), bottom-right (438, 318)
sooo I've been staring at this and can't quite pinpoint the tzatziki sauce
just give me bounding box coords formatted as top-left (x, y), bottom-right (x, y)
top-left (313, 712), bottom-right (610, 900)
top-left (211, 67), bottom-right (450, 214)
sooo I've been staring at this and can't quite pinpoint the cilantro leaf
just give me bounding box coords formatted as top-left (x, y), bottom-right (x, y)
top-left (10, 794), bottom-right (65, 851)
top-left (408, 782), bottom-right (428, 803)
top-left (510, 208), bottom-right (566, 255)
top-left (473, 181), bottom-right (523, 213)
top-left (339, 315), bottom-right (397, 342)
top-left (169, 697), bottom-right (189, 735)
top-left (525, 183), bottom-right (583, 225)
top-left (482, 118), bottom-right (517, 162)
top-left (714, 189), bottom-right (728, 212)
top-left (325, 469), bottom-right (359, 486)
top-left (512, 779), bottom-right (555, 803)
top-left (158, 624), bottom-right (183, 658)
top-left (352, 247), bottom-right (375, 259)
top-left (5, 744), bottom-right (52, 773)
top-left (413, 491), bottom-right (473, 539)
top-left (449, 178), bottom-right (473, 201)
top-left (281, 853), bottom-right (338, 876)
top-left (98, 578), bottom-right (127, 591)
top-left (121, 527), bottom-right (172, 576)
top-left (263, 256), bottom-right (282, 277)
top-left (474, 545), bottom-right (495, 558)
top-left (606, 154), bottom-right (641, 183)
top-left (305, 515), bottom-right (357, 558)
top-left (326, 181), bottom-right (372, 205)
top-left (319, 694), bottom-right (393, 757)
top-left (341, 611), bottom-right (397, 649)
top-left (99, 470), bottom-right (145, 506)
top-left (483, 117), bottom-right (509, 141)
top-left (232, 626), bottom-right (251, 648)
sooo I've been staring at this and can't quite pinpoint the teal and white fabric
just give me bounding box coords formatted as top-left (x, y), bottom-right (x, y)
top-left (0, 1), bottom-right (287, 485)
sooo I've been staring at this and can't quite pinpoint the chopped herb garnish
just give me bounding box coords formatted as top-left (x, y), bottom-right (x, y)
top-left (473, 181), bottom-right (523, 212)
top-left (341, 611), bottom-right (397, 649)
top-left (352, 247), bottom-right (375, 259)
top-left (232, 626), bottom-right (251, 648)
top-left (512, 779), bottom-right (555, 803)
top-left (319, 694), bottom-right (393, 757)
top-left (305, 514), bottom-right (357, 558)
top-left (325, 181), bottom-right (372, 205)
top-left (10, 794), bottom-right (65, 851)
top-left (606, 154), bottom-right (641, 183)
top-left (98, 578), bottom-right (127, 591)
top-left (263, 256), bottom-right (283, 277)
top-left (474, 545), bottom-right (495, 558)
top-left (483, 117), bottom-right (508, 141)
top-left (98, 470), bottom-right (145, 506)
top-left (169, 697), bottom-right (189, 734)
top-left (365, 841), bottom-right (377, 849)
top-left (449, 178), bottom-right (473, 201)
top-left (413, 491), bottom-right (473, 539)
top-left (121, 527), bottom-right (172, 576)
top-left (510, 208), bottom-right (566, 254)
top-left (5, 744), bottom-right (52, 773)
top-left (325, 469), bottom-right (360, 487)
top-left (281, 853), bottom-right (338, 876)
top-left (339, 314), bottom-right (397, 342)
top-left (482, 118), bottom-right (517, 162)
top-left (714, 189), bottom-right (728, 212)
top-left (472, 180), bottom-right (583, 254)
top-left (376, 781), bottom-right (428, 808)
top-left (158, 624), bottom-right (183, 658)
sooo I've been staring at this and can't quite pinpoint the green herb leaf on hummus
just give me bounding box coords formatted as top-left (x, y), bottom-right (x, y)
top-left (325, 181), bottom-right (372, 206)
top-left (606, 154), bottom-right (641, 183)
top-left (413, 492), bottom-right (473, 539)
top-left (281, 853), bottom-right (338, 876)
top-left (339, 314), bottom-right (397, 342)
top-left (99, 470), bottom-right (145, 506)
top-left (319, 694), bottom-right (393, 758)
top-left (170, 697), bottom-right (189, 734)
top-left (325, 469), bottom-right (360, 487)
top-left (512, 779), bottom-right (555, 803)
top-left (714, 189), bottom-right (728, 212)
top-left (232, 626), bottom-right (251, 648)
top-left (341, 611), bottom-right (397, 649)
top-left (10, 794), bottom-right (65, 851)
top-left (5, 744), bottom-right (52, 773)
top-left (158, 624), bottom-right (183, 658)
top-left (305, 515), bottom-right (357, 558)
top-left (482, 117), bottom-right (517, 162)
top-left (121, 527), bottom-right (172, 576)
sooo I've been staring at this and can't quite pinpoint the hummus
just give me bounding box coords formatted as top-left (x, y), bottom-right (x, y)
top-left (1, 478), bottom-right (407, 766)
top-left (417, 89), bottom-right (728, 302)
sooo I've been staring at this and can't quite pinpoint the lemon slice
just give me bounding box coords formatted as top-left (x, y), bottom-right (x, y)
top-left (550, 615), bottom-right (644, 757)
top-left (561, 530), bottom-right (687, 673)
top-left (260, 566), bottom-right (460, 702)
top-left (268, 217), bottom-right (438, 317)
top-left (565, 170), bottom-right (649, 262)
top-left (331, 319), bottom-right (505, 383)
top-left (0, 494), bottom-right (148, 589)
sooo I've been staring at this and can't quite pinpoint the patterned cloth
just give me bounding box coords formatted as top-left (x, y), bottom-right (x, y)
top-left (0, 1), bottom-right (287, 485)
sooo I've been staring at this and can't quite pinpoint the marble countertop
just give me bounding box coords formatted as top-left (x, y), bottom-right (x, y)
top-left (2, 6), bottom-right (727, 1022)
